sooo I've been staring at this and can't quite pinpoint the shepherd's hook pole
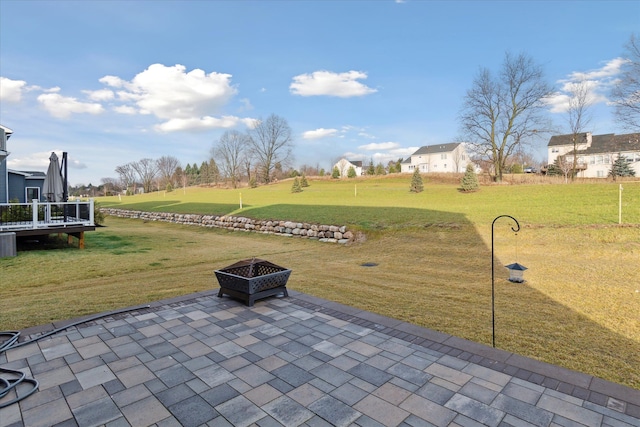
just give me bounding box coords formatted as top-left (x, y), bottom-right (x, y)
top-left (491, 215), bottom-right (520, 348)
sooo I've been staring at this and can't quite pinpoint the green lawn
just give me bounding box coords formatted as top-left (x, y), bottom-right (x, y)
top-left (2, 175), bottom-right (639, 389)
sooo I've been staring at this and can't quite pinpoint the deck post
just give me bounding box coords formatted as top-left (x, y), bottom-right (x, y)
top-left (32, 199), bottom-right (38, 228)
top-left (89, 199), bottom-right (94, 225)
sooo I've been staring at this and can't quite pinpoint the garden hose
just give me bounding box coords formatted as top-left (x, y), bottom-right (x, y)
top-left (0, 304), bottom-right (151, 408)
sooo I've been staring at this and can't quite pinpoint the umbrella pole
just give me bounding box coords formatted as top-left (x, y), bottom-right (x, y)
top-left (62, 152), bottom-right (68, 202)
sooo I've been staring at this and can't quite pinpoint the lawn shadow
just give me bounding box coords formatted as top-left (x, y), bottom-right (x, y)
top-left (237, 205), bottom-right (640, 389)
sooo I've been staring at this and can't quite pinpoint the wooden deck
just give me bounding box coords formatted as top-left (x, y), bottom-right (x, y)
top-left (13, 225), bottom-right (96, 248)
top-left (1, 200), bottom-right (95, 250)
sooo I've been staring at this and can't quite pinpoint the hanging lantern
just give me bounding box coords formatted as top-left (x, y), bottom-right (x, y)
top-left (505, 262), bottom-right (527, 283)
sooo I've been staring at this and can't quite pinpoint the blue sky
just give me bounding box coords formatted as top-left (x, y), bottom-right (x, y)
top-left (1, 0), bottom-right (638, 186)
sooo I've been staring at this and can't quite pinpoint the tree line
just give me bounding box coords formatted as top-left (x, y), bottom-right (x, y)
top-left (102, 114), bottom-right (296, 194)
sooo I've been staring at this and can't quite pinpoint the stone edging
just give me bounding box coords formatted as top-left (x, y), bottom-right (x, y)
top-left (100, 208), bottom-right (355, 244)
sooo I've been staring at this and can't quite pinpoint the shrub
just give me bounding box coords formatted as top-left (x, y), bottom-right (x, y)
top-left (291, 177), bottom-right (303, 193)
top-left (409, 168), bottom-right (424, 193)
top-left (94, 201), bottom-right (105, 225)
top-left (331, 167), bottom-right (340, 179)
top-left (459, 164), bottom-right (480, 192)
top-left (347, 166), bottom-right (357, 178)
top-left (300, 175), bottom-right (309, 187)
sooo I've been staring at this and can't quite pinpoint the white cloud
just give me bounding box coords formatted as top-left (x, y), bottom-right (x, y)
top-left (303, 128), bottom-right (338, 139)
top-left (568, 57), bottom-right (628, 81)
top-left (7, 150), bottom-right (87, 170)
top-left (113, 105), bottom-right (137, 115)
top-left (37, 93), bottom-right (104, 118)
top-left (0, 77), bottom-right (27, 102)
top-left (100, 63), bottom-right (242, 132)
top-left (83, 88), bottom-right (115, 101)
top-left (545, 58), bottom-right (625, 114)
top-left (155, 115), bottom-right (254, 133)
top-left (239, 98), bottom-right (253, 111)
top-left (290, 70), bottom-right (377, 97)
top-left (359, 142), bottom-right (400, 151)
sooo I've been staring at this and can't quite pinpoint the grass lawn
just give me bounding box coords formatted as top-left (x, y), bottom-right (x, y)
top-left (2, 174), bottom-right (639, 389)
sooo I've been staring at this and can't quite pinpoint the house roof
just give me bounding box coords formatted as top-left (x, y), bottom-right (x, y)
top-left (8, 169), bottom-right (46, 179)
top-left (348, 160), bottom-right (363, 167)
top-left (548, 132), bottom-right (640, 154)
top-left (412, 142), bottom-right (461, 156)
top-left (0, 124), bottom-right (14, 136)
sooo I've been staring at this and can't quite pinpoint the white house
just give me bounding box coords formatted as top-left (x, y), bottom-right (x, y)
top-left (401, 142), bottom-right (470, 173)
top-left (333, 158), bottom-right (363, 177)
top-left (547, 132), bottom-right (640, 178)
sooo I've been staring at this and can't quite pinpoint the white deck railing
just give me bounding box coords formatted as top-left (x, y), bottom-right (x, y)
top-left (0, 199), bottom-right (94, 232)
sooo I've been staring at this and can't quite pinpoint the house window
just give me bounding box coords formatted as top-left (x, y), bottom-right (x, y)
top-left (590, 156), bottom-right (595, 165)
top-left (604, 155), bottom-right (610, 164)
top-left (444, 164), bottom-right (447, 169)
top-left (26, 187), bottom-right (40, 201)
top-left (596, 156), bottom-right (603, 164)
top-left (597, 170), bottom-right (605, 178)
top-left (441, 154), bottom-right (447, 160)
top-left (552, 148), bottom-right (559, 153)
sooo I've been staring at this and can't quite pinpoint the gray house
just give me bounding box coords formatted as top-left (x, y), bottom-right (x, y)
top-left (1, 125), bottom-right (45, 203)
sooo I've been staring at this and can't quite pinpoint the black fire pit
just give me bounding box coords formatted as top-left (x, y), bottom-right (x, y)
top-left (215, 258), bottom-right (291, 306)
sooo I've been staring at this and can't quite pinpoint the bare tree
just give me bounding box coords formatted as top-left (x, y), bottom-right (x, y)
top-left (156, 156), bottom-right (181, 190)
top-left (213, 130), bottom-right (250, 188)
top-left (565, 79), bottom-right (592, 180)
top-left (611, 34), bottom-right (640, 131)
top-left (131, 158), bottom-right (158, 193)
top-left (459, 52), bottom-right (553, 181)
top-left (100, 177), bottom-right (121, 196)
top-left (115, 163), bottom-right (137, 194)
top-left (249, 114), bottom-right (294, 183)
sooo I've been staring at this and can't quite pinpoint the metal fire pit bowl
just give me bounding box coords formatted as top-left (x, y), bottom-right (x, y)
top-left (214, 258), bottom-right (291, 306)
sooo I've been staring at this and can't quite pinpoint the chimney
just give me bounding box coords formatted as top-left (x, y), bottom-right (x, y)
top-left (584, 132), bottom-right (592, 148)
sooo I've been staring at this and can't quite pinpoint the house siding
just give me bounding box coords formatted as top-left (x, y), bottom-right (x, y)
top-left (0, 160), bottom-right (7, 203)
top-left (547, 132), bottom-right (640, 178)
top-left (401, 143), bottom-right (469, 173)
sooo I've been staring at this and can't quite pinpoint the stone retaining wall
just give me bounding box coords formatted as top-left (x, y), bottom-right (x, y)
top-left (101, 209), bottom-right (355, 244)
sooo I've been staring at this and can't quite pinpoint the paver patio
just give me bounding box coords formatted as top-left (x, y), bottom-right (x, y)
top-left (1, 289), bottom-right (638, 426)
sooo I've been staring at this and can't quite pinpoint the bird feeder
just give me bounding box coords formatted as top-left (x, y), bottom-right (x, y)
top-left (505, 262), bottom-right (527, 283)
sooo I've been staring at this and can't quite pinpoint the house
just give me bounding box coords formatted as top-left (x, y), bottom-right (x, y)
top-left (1, 125), bottom-right (47, 202)
top-left (401, 142), bottom-right (470, 173)
top-left (547, 132), bottom-right (640, 178)
top-left (333, 158), bottom-right (363, 177)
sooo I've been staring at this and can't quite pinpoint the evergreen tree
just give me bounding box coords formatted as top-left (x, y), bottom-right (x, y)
top-left (347, 166), bottom-right (357, 178)
top-left (319, 168), bottom-right (325, 177)
top-left (459, 164), bottom-right (479, 192)
top-left (375, 163), bottom-right (386, 175)
top-left (409, 168), bottom-right (424, 193)
top-left (300, 174), bottom-right (309, 187)
top-left (291, 177), bottom-right (303, 193)
top-left (249, 177), bottom-right (258, 188)
top-left (332, 166), bottom-right (340, 179)
top-left (609, 154), bottom-right (636, 180)
top-left (366, 159), bottom-right (375, 175)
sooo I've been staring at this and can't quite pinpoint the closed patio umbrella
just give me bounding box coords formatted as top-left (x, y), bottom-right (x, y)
top-left (43, 152), bottom-right (64, 202)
